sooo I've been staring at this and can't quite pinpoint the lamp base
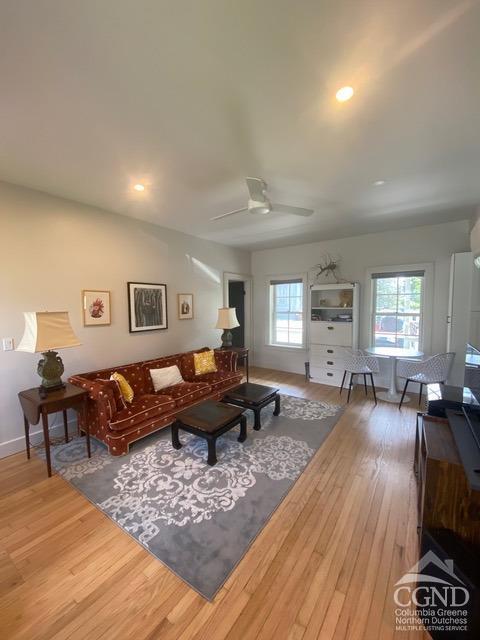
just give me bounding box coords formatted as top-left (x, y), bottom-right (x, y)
top-left (37, 350), bottom-right (65, 393)
top-left (220, 330), bottom-right (233, 348)
top-left (38, 382), bottom-right (66, 399)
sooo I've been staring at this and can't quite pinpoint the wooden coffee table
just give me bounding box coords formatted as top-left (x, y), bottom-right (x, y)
top-left (222, 382), bottom-right (280, 431)
top-left (172, 400), bottom-right (247, 466)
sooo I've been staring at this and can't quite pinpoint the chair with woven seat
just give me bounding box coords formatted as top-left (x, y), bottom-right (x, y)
top-left (397, 352), bottom-right (455, 410)
top-left (340, 350), bottom-right (380, 404)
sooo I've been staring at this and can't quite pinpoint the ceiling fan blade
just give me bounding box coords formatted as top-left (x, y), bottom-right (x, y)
top-left (210, 207), bottom-right (248, 221)
top-left (246, 177), bottom-right (267, 203)
top-left (272, 203), bottom-right (314, 217)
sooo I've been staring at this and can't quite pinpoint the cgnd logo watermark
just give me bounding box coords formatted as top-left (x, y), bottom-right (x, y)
top-left (394, 550), bottom-right (469, 634)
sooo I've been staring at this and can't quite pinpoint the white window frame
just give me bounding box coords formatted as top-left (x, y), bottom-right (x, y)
top-left (365, 263), bottom-right (434, 354)
top-left (265, 273), bottom-right (307, 349)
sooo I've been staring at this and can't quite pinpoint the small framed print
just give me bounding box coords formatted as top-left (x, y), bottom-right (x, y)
top-left (82, 290), bottom-right (111, 326)
top-left (128, 282), bottom-right (168, 332)
top-left (178, 293), bottom-right (194, 320)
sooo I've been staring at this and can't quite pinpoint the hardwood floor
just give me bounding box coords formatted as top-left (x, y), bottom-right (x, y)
top-left (0, 368), bottom-right (427, 639)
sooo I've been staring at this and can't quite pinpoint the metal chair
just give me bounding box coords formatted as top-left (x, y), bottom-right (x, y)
top-left (397, 352), bottom-right (455, 410)
top-left (340, 350), bottom-right (380, 404)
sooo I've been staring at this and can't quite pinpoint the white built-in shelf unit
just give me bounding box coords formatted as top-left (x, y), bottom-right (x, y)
top-left (308, 282), bottom-right (359, 387)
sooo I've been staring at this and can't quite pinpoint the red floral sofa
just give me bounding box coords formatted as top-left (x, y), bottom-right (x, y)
top-left (69, 348), bottom-right (241, 455)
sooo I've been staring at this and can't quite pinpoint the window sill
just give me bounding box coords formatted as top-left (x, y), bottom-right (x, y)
top-left (266, 343), bottom-right (305, 351)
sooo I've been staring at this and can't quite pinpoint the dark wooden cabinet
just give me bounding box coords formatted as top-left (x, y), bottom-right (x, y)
top-left (415, 413), bottom-right (480, 548)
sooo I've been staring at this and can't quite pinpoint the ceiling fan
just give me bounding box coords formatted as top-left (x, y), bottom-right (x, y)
top-left (210, 177), bottom-right (314, 221)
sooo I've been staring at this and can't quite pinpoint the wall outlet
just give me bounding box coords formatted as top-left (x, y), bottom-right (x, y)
top-left (2, 337), bottom-right (14, 351)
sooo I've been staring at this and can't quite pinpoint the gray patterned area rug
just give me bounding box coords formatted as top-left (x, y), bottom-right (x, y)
top-left (40, 394), bottom-right (342, 599)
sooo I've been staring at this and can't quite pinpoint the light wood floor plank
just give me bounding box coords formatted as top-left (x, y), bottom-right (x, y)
top-left (0, 367), bottom-right (426, 639)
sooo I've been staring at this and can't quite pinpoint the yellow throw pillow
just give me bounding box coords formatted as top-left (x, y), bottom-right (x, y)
top-left (193, 350), bottom-right (217, 376)
top-left (110, 372), bottom-right (134, 403)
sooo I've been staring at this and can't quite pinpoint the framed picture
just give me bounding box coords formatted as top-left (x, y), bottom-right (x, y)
top-left (128, 282), bottom-right (168, 332)
top-left (178, 293), bottom-right (194, 320)
top-left (82, 290), bottom-right (111, 326)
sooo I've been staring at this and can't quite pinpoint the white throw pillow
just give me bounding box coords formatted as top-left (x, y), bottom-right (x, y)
top-left (150, 365), bottom-right (184, 392)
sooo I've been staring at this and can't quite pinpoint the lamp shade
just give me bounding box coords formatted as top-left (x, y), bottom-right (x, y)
top-left (215, 307), bottom-right (240, 330)
top-left (16, 311), bottom-right (81, 353)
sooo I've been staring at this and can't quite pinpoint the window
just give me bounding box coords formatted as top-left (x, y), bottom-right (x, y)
top-left (371, 270), bottom-right (424, 350)
top-left (269, 278), bottom-right (304, 347)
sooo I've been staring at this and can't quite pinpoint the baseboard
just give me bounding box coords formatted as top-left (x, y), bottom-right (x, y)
top-left (0, 417), bottom-right (78, 459)
top-left (252, 358), bottom-right (304, 376)
top-left (253, 362), bottom-right (425, 398)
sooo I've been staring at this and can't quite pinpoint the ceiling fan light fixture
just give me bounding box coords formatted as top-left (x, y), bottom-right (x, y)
top-left (209, 177), bottom-right (314, 221)
top-left (335, 86), bottom-right (354, 102)
top-left (248, 198), bottom-right (271, 215)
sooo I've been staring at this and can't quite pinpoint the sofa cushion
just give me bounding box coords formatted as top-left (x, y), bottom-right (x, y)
top-left (181, 349), bottom-right (238, 381)
top-left (109, 394), bottom-right (176, 432)
top-left (87, 363), bottom-right (147, 396)
top-left (111, 372), bottom-right (134, 403)
top-left (142, 355), bottom-right (185, 394)
top-left (180, 348), bottom-right (214, 380)
top-left (110, 365), bottom-right (146, 396)
top-left (159, 381), bottom-right (211, 408)
top-left (98, 379), bottom-right (127, 412)
top-left (192, 371), bottom-right (242, 393)
top-left (214, 349), bottom-right (238, 372)
top-left (193, 350), bottom-right (217, 375)
top-left (150, 365), bottom-right (184, 391)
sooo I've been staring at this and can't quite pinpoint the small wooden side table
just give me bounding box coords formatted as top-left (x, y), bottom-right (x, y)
top-left (18, 383), bottom-right (90, 477)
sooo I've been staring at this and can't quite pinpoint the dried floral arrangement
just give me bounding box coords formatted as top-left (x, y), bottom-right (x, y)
top-left (312, 253), bottom-right (343, 283)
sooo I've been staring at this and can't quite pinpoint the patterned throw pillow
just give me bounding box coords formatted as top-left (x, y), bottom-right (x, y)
top-left (193, 350), bottom-right (217, 376)
top-left (110, 371), bottom-right (134, 403)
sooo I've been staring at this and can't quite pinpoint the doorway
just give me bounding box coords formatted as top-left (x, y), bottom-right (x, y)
top-left (223, 272), bottom-right (252, 351)
top-left (228, 281), bottom-right (245, 347)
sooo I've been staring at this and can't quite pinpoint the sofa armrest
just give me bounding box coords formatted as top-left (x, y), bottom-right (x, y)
top-left (214, 350), bottom-right (238, 373)
top-left (69, 376), bottom-right (116, 433)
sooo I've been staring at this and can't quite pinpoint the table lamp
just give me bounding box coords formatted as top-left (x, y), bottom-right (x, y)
top-left (16, 311), bottom-right (81, 394)
top-left (215, 307), bottom-right (239, 348)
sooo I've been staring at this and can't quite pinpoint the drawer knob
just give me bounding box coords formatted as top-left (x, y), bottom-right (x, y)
top-left (327, 372), bottom-right (333, 377)
top-left (327, 361), bottom-right (334, 365)
top-left (327, 349), bottom-right (333, 353)
top-left (327, 326), bottom-right (334, 330)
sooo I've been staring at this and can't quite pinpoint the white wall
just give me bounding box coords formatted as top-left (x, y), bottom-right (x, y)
top-left (252, 220), bottom-right (471, 383)
top-left (0, 182), bottom-right (250, 457)
top-left (470, 206), bottom-right (480, 255)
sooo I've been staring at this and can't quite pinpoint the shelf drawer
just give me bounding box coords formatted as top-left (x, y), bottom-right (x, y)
top-left (310, 322), bottom-right (352, 346)
top-left (310, 356), bottom-right (346, 372)
top-left (310, 344), bottom-right (350, 360)
top-left (309, 367), bottom-right (345, 387)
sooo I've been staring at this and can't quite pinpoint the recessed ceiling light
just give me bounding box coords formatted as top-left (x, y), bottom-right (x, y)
top-left (133, 183), bottom-right (145, 192)
top-left (335, 86), bottom-right (354, 102)
top-left (373, 180), bottom-right (386, 186)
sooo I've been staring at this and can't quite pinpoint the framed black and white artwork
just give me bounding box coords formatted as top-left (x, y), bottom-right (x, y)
top-left (127, 282), bottom-right (168, 332)
top-left (177, 293), bottom-right (194, 320)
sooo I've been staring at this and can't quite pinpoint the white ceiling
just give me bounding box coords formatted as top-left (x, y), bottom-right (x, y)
top-left (1, 0), bottom-right (479, 250)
